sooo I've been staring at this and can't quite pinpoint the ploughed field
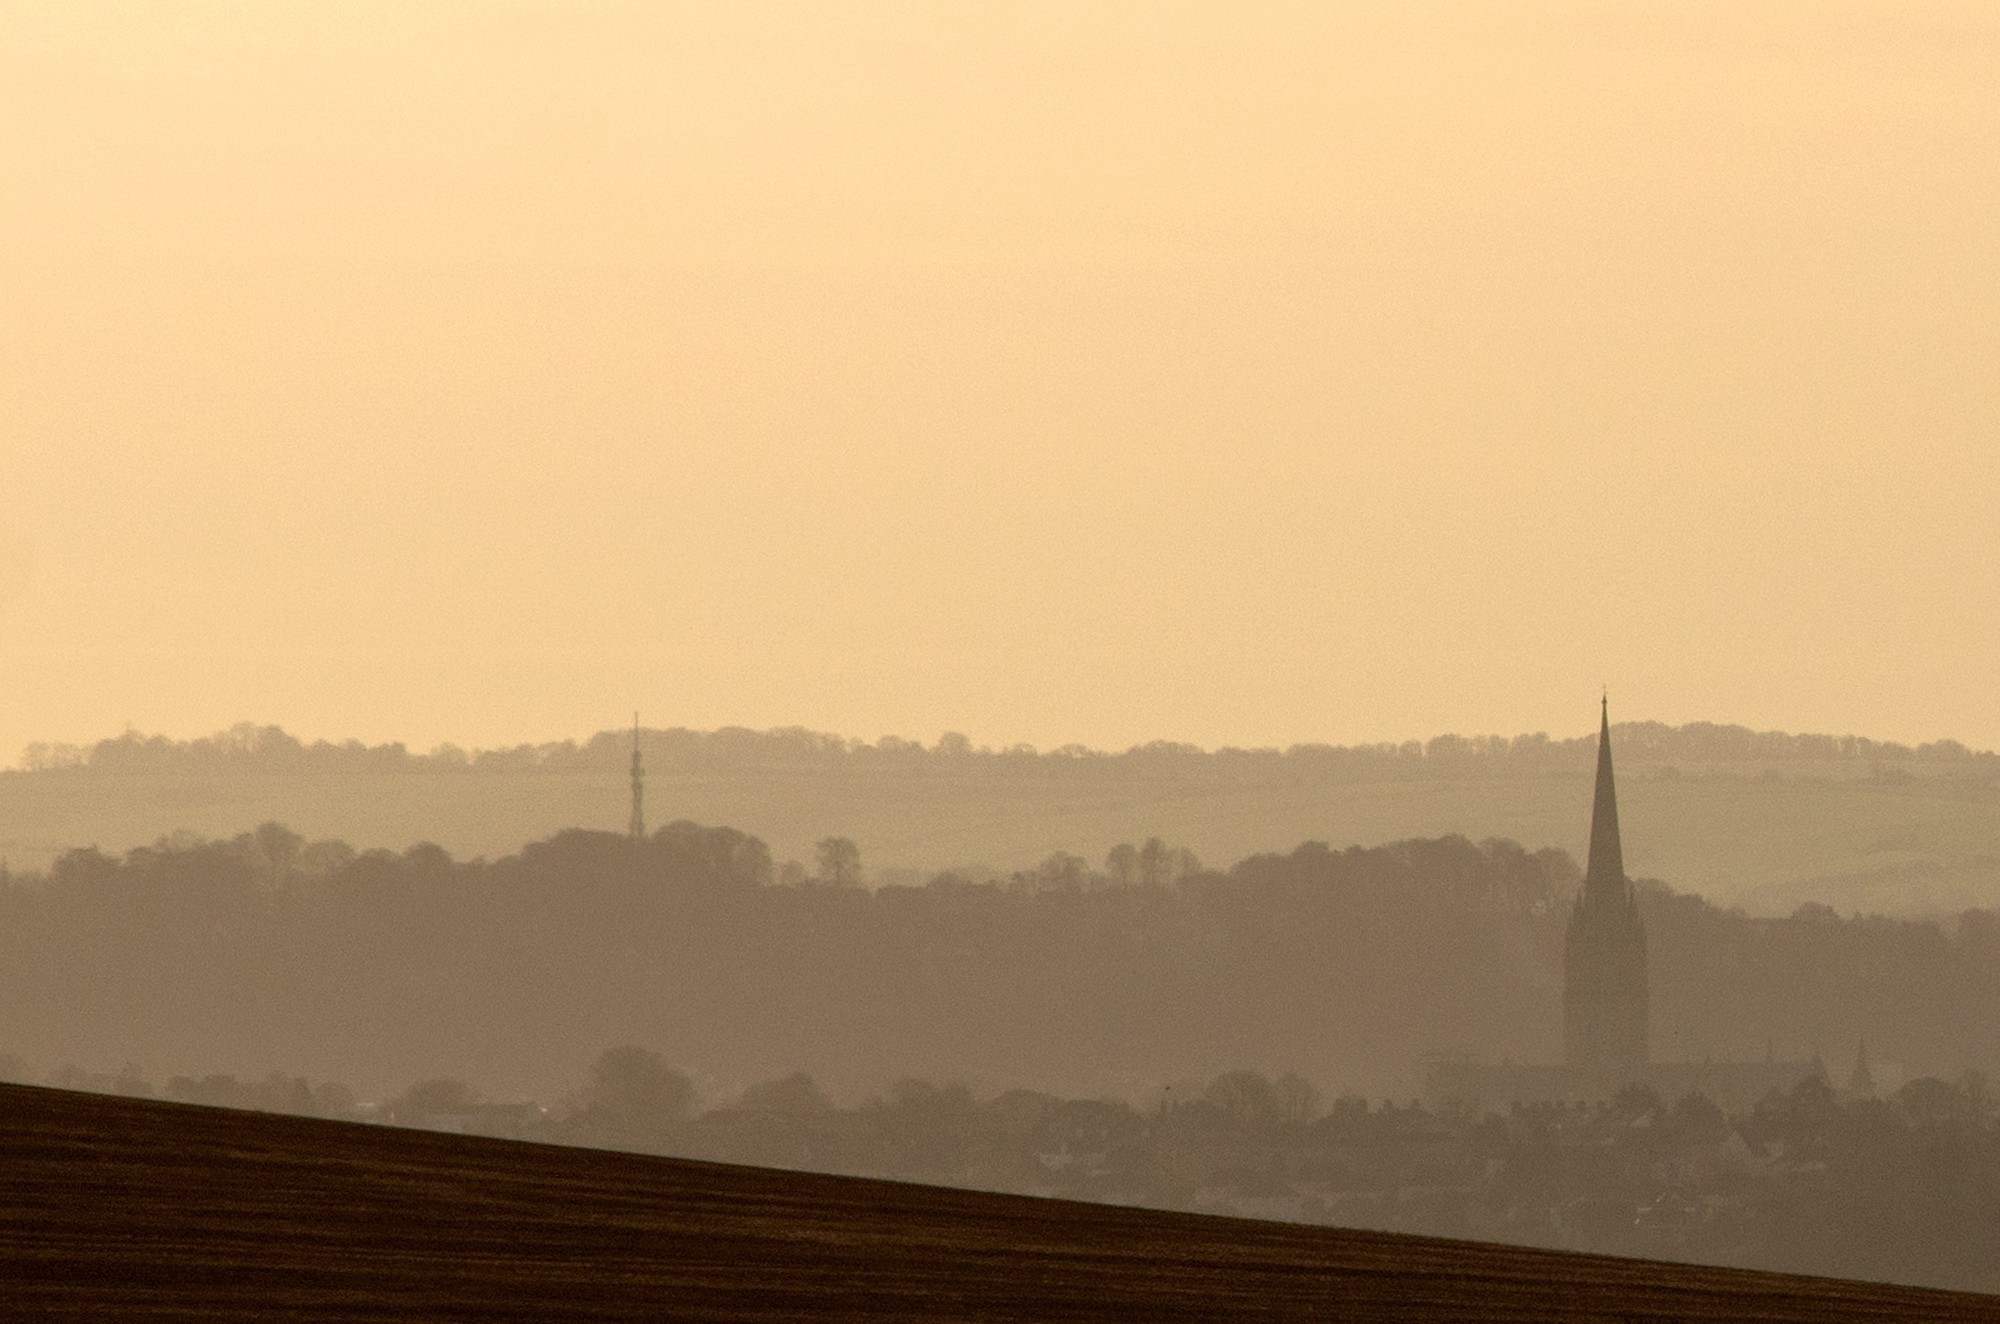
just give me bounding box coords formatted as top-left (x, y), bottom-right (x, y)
top-left (1, 1082), bottom-right (1995, 1322)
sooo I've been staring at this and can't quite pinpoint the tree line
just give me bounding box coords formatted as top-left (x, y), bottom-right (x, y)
top-left (0, 823), bottom-right (1995, 1106)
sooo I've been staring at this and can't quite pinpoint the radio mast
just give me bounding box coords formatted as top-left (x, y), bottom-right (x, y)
top-left (628, 712), bottom-right (645, 842)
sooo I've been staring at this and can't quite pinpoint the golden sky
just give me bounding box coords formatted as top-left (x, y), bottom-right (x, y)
top-left (3, 3), bottom-right (1997, 759)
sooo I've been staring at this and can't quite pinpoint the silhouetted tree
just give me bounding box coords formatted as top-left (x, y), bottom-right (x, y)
top-left (1105, 842), bottom-right (1139, 887)
top-left (253, 821), bottom-right (303, 885)
top-left (1274, 1072), bottom-right (1320, 1125)
top-left (566, 1046), bottom-right (693, 1151)
top-left (586, 1046), bottom-right (693, 1121)
top-left (815, 836), bottom-right (861, 887)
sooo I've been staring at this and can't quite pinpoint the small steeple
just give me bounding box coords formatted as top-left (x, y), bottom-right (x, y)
top-left (628, 712), bottom-right (645, 842)
top-left (1584, 694), bottom-right (1626, 897)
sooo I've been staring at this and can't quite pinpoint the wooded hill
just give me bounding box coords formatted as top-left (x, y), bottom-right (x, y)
top-left (2, 827), bottom-right (1995, 1105)
top-left (5, 721), bottom-right (1999, 915)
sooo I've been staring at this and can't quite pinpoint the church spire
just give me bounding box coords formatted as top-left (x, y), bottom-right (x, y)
top-left (1585, 694), bottom-right (1626, 896)
top-left (1563, 692), bottom-right (1649, 1080)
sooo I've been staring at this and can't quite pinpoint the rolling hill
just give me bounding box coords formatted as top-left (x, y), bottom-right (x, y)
top-left (4, 720), bottom-right (1999, 914)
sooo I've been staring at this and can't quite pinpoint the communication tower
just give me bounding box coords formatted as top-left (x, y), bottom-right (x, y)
top-left (628, 712), bottom-right (645, 842)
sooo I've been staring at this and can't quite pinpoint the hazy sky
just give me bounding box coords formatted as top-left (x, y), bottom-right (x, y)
top-left (4, 3), bottom-right (1997, 761)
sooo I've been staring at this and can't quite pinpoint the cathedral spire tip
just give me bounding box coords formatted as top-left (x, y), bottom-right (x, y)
top-left (1585, 694), bottom-right (1625, 892)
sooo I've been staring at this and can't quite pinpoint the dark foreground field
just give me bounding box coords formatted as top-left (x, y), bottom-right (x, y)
top-left (1, 1083), bottom-right (1995, 1322)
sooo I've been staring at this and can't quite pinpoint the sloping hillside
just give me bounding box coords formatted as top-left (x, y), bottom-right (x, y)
top-left (0, 1082), bottom-right (1994, 1321)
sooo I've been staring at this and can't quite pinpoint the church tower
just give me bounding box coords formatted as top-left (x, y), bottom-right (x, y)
top-left (1563, 696), bottom-right (1649, 1084)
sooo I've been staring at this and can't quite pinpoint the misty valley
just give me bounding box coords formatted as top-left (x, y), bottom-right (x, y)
top-left (3, 719), bottom-right (2000, 1294)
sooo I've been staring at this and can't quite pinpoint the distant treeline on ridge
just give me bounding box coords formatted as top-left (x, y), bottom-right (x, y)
top-left (18, 720), bottom-right (1994, 778)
